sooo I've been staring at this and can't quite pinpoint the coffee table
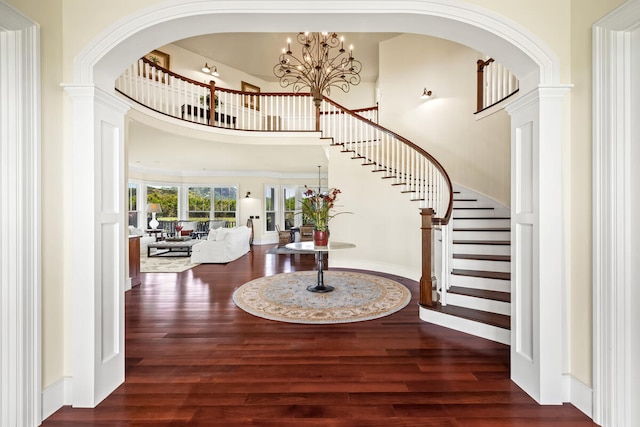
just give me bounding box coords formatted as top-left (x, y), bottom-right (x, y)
top-left (286, 241), bottom-right (356, 293)
top-left (147, 239), bottom-right (200, 257)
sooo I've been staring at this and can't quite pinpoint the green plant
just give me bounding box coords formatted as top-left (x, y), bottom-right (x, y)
top-left (299, 187), bottom-right (350, 231)
top-left (199, 94), bottom-right (219, 107)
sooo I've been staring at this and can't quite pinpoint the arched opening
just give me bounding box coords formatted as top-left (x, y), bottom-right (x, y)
top-left (65, 1), bottom-right (566, 408)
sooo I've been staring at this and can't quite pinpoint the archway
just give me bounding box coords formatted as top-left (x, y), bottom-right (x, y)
top-left (65, 1), bottom-right (567, 408)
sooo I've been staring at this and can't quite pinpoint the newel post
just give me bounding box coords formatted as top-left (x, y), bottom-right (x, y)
top-left (208, 80), bottom-right (216, 126)
top-left (420, 208), bottom-right (435, 307)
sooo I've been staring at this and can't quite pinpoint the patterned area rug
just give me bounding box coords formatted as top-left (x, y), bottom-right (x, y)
top-left (267, 246), bottom-right (316, 255)
top-left (232, 271), bottom-right (412, 324)
top-left (140, 252), bottom-right (200, 273)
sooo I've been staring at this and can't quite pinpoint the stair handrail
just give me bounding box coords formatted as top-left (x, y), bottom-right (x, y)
top-left (319, 96), bottom-right (453, 225)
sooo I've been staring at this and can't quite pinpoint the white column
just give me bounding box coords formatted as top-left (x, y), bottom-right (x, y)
top-left (0, 3), bottom-right (41, 425)
top-left (506, 85), bottom-right (571, 404)
top-left (63, 85), bottom-right (130, 407)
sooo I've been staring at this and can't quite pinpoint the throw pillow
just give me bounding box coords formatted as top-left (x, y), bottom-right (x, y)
top-left (207, 228), bottom-right (219, 241)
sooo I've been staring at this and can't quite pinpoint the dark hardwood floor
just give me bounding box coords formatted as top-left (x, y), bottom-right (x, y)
top-left (42, 245), bottom-right (596, 426)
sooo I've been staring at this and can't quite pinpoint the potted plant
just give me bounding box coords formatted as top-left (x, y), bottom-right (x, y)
top-left (300, 186), bottom-right (350, 246)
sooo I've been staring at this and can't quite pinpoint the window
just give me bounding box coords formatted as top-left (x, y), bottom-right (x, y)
top-left (265, 186), bottom-right (276, 232)
top-left (188, 186), bottom-right (211, 221)
top-left (283, 186), bottom-right (297, 230)
top-left (213, 186), bottom-right (237, 227)
top-left (128, 182), bottom-right (138, 227)
top-left (146, 185), bottom-right (178, 228)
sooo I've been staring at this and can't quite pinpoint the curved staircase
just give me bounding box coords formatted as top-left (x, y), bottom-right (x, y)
top-left (421, 185), bottom-right (511, 344)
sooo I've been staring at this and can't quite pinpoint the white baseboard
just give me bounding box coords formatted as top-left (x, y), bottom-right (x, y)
top-left (563, 374), bottom-right (592, 418)
top-left (41, 377), bottom-right (72, 421)
top-left (329, 259), bottom-right (420, 282)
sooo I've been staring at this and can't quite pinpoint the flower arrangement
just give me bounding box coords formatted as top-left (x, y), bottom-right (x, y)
top-left (300, 186), bottom-right (349, 232)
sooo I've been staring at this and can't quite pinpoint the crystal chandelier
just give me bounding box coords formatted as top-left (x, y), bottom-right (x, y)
top-left (273, 32), bottom-right (363, 108)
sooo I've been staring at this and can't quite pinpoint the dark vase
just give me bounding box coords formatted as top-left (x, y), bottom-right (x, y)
top-left (313, 229), bottom-right (329, 246)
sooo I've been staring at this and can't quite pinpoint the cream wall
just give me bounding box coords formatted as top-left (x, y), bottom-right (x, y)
top-left (379, 34), bottom-right (511, 205)
top-left (3, 0), bottom-right (628, 397)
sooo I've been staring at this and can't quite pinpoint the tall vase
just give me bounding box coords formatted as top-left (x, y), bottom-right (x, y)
top-left (313, 228), bottom-right (329, 247)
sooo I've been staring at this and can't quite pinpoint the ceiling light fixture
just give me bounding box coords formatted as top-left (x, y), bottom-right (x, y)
top-left (274, 32), bottom-right (362, 130)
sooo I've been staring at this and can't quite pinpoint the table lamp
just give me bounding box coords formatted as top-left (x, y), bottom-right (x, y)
top-left (146, 203), bottom-right (162, 229)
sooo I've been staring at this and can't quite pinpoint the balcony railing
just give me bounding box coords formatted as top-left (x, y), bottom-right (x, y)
top-left (476, 57), bottom-right (519, 112)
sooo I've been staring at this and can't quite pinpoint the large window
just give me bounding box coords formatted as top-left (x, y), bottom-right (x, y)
top-left (188, 186), bottom-right (211, 220)
top-left (147, 185), bottom-right (178, 228)
top-left (283, 187), bottom-right (297, 230)
top-left (213, 186), bottom-right (237, 226)
top-left (265, 186), bottom-right (276, 232)
top-left (128, 182), bottom-right (138, 227)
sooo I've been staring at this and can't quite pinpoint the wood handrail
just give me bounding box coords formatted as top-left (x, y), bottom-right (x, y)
top-left (321, 96), bottom-right (453, 225)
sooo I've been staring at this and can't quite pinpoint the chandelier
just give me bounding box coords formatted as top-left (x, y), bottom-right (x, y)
top-left (273, 32), bottom-right (363, 108)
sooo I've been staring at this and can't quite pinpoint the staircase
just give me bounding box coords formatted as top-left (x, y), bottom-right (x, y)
top-left (421, 185), bottom-right (511, 345)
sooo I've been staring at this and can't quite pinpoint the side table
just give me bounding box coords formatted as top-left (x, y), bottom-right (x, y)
top-left (286, 241), bottom-right (355, 293)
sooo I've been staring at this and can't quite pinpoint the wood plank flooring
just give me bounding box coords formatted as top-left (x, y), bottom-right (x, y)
top-left (41, 245), bottom-right (596, 426)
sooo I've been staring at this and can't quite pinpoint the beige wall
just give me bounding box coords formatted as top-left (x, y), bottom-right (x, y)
top-left (379, 34), bottom-right (511, 205)
top-left (4, 0), bottom-right (628, 394)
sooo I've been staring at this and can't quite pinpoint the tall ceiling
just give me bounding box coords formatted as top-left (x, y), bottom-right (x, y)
top-left (130, 32), bottom-right (401, 176)
top-left (172, 32), bottom-right (400, 83)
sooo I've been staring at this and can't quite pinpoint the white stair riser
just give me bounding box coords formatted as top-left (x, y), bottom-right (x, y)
top-left (452, 258), bottom-right (511, 273)
top-left (445, 293), bottom-right (511, 316)
top-left (450, 274), bottom-right (511, 292)
top-left (419, 307), bottom-right (510, 345)
top-left (452, 209), bottom-right (497, 218)
top-left (452, 230), bottom-right (510, 240)
top-left (453, 218), bottom-right (511, 228)
top-left (452, 200), bottom-right (479, 208)
top-left (452, 243), bottom-right (510, 256)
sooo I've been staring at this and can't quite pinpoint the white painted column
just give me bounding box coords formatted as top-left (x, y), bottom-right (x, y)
top-left (63, 85), bottom-right (129, 407)
top-left (592, 2), bottom-right (640, 425)
top-left (0, 3), bottom-right (41, 425)
top-left (506, 85), bottom-right (570, 405)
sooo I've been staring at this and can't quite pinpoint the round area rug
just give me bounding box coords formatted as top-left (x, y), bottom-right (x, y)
top-left (232, 271), bottom-right (412, 324)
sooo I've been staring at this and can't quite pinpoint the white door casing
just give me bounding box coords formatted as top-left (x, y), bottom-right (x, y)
top-left (0, 1), bottom-right (41, 425)
top-left (592, 1), bottom-right (640, 425)
top-left (66, 0), bottom-right (563, 407)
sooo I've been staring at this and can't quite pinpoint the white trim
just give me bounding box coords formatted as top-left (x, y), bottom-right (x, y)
top-left (592, 1), bottom-right (640, 426)
top-left (41, 377), bottom-right (72, 421)
top-left (0, 2), bottom-right (41, 425)
top-left (563, 374), bottom-right (593, 419)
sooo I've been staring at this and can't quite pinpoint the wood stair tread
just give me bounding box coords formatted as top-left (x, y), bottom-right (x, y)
top-left (422, 302), bottom-right (511, 330)
top-left (452, 269), bottom-right (510, 281)
top-left (453, 227), bottom-right (510, 232)
top-left (453, 207), bottom-right (495, 210)
top-left (448, 286), bottom-right (511, 303)
top-left (453, 240), bottom-right (510, 245)
top-left (453, 254), bottom-right (511, 262)
top-left (454, 216), bottom-right (510, 220)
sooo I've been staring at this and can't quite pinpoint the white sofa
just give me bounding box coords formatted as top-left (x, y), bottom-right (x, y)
top-left (129, 226), bottom-right (156, 253)
top-left (190, 225), bottom-right (251, 263)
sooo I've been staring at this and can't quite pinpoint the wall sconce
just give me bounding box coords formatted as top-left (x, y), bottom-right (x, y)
top-left (420, 88), bottom-right (433, 100)
top-left (245, 192), bottom-right (251, 198)
top-left (201, 63), bottom-right (220, 77)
